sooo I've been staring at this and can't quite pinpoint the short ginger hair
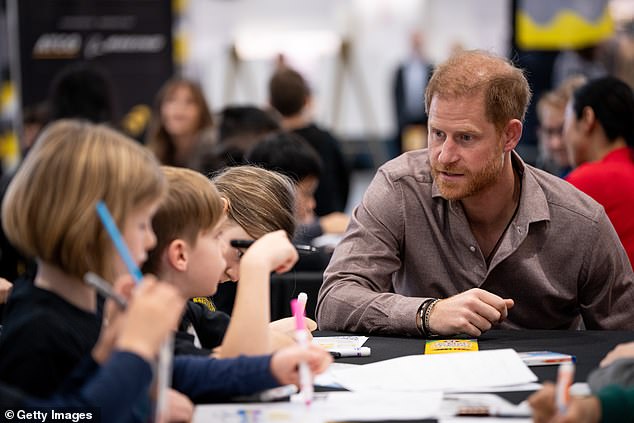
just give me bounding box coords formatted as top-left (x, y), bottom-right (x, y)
top-left (425, 49), bottom-right (532, 132)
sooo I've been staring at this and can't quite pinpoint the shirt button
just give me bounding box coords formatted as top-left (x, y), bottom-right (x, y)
top-left (517, 227), bottom-right (523, 234)
top-left (469, 246), bottom-right (476, 252)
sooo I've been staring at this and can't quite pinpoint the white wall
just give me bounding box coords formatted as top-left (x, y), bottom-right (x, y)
top-left (183, 0), bottom-right (511, 139)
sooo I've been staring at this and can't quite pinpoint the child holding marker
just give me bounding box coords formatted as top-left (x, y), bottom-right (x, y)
top-left (212, 165), bottom-right (319, 341)
top-left (0, 276), bottom-right (192, 421)
top-left (0, 120), bottom-right (331, 414)
top-left (529, 342), bottom-right (634, 422)
top-left (142, 166), bottom-right (301, 357)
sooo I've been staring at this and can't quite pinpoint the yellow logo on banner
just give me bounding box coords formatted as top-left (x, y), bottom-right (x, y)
top-left (516, 1), bottom-right (614, 50)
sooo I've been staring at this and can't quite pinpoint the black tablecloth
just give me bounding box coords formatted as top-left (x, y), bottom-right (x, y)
top-left (316, 329), bottom-right (634, 403)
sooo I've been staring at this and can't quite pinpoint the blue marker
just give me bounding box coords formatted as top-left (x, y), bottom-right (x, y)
top-left (96, 201), bottom-right (143, 283)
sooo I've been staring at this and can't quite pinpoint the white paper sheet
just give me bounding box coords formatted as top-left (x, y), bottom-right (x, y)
top-left (332, 348), bottom-right (537, 392)
top-left (314, 362), bottom-right (359, 388)
top-left (193, 391), bottom-right (443, 422)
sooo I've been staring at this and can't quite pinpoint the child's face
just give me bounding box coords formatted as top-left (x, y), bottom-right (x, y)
top-left (296, 176), bottom-right (318, 224)
top-left (115, 200), bottom-right (161, 278)
top-left (161, 85), bottom-right (202, 139)
top-left (219, 219), bottom-right (252, 283)
top-left (185, 220), bottom-right (228, 297)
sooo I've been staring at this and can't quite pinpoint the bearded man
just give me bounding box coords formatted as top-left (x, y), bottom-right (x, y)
top-left (316, 50), bottom-right (634, 336)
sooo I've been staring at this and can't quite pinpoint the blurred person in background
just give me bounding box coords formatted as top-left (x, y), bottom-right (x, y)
top-left (268, 67), bottom-right (350, 218)
top-left (392, 30), bottom-right (434, 156)
top-left (247, 131), bottom-right (349, 252)
top-left (193, 105), bottom-right (281, 174)
top-left (0, 63), bottom-right (117, 286)
top-left (535, 76), bottom-right (587, 177)
top-left (145, 77), bottom-right (215, 168)
top-left (563, 76), bottom-right (634, 266)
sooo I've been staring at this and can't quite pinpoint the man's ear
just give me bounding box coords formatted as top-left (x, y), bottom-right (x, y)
top-left (502, 119), bottom-right (523, 153)
top-left (166, 239), bottom-right (188, 272)
top-left (581, 106), bottom-right (597, 134)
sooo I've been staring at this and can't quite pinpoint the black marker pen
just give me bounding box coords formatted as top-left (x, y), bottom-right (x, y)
top-left (230, 239), bottom-right (318, 254)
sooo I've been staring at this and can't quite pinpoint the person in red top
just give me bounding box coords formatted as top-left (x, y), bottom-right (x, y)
top-left (564, 76), bottom-right (634, 267)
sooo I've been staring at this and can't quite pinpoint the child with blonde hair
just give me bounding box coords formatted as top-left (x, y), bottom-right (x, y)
top-left (0, 120), bottom-right (331, 416)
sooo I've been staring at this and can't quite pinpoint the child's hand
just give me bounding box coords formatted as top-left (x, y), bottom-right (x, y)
top-left (270, 317), bottom-right (317, 332)
top-left (270, 344), bottom-right (332, 386)
top-left (319, 212), bottom-right (349, 234)
top-left (600, 341), bottom-right (634, 367)
top-left (241, 230), bottom-right (298, 274)
top-left (268, 318), bottom-right (318, 351)
top-left (528, 382), bottom-right (601, 423)
top-left (165, 388), bottom-right (194, 423)
top-left (0, 277), bottom-right (13, 304)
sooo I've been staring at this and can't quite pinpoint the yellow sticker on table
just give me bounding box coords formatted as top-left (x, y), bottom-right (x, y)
top-left (424, 339), bottom-right (478, 354)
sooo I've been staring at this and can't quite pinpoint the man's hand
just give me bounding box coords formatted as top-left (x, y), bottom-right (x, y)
top-left (428, 288), bottom-right (514, 336)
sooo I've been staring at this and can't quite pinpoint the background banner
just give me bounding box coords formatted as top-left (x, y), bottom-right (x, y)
top-left (10, 0), bottom-right (173, 137)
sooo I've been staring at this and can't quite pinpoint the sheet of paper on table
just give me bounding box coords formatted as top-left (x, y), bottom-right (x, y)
top-left (193, 390), bottom-right (443, 422)
top-left (331, 348), bottom-right (537, 392)
top-left (314, 362), bottom-right (359, 388)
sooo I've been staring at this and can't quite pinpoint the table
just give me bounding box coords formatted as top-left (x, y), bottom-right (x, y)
top-left (194, 330), bottom-right (633, 422)
top-left (317, 329), bottom-right (634, 403)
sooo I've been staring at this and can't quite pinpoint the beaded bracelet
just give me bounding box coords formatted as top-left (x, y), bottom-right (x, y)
top-left (417, 299), bottom-right (436, 337)
top-left (423, 299), bottom-right (441, 337)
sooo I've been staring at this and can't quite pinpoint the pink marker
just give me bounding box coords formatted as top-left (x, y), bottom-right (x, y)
top-left (291, 298), bottom-right (313, 406)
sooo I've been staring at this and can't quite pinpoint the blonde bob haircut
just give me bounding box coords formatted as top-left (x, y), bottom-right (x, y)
top-left (212, 165), bottom-right (296, 239)
top-left (143, 166), bottom-right (225, 274)
top-left (425, 49), bottom-right (532, 133)
top-left (2, 119), bottom-right (166, 281)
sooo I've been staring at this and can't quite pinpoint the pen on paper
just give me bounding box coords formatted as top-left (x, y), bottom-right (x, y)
top-left (556, 361), bottom-right (575, 414)
top-left (230, 239), bottom-right (318, 254)
top-left (84, 272), bottom-right (127, 310)
top-left (291, 298), bottom-right (313, 406)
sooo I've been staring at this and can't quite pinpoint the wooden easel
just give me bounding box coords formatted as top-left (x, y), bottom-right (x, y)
top-left (223, 43), bottom-right (257, 104)
top-left (331, 38), bottom-right (385, 166)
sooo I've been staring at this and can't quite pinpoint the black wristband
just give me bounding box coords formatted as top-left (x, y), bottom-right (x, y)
top-left (423, 299), bottom-right (441, 337)
top-left (417, 299), bottom-right (435, 336)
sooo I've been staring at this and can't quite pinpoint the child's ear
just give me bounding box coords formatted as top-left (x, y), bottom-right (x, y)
top-left (166, 239), bottom-right (189, 272)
